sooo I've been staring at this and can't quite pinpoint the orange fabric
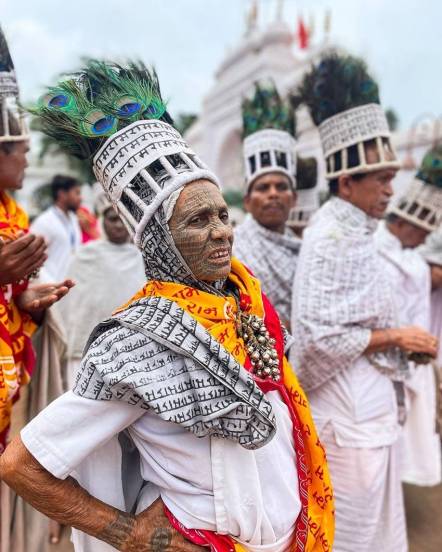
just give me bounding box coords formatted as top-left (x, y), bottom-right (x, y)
top-left (0, 191), bottom-right (37, 451)
top-left (118, 257), bottom-right (334, 551)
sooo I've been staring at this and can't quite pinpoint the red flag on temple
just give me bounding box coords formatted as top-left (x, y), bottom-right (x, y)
top-left (298, 16), bottom-right (309, 49)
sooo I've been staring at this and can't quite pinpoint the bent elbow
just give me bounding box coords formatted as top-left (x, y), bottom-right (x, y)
top-left (0, 436), bottom-right (28, 486)
top-left (0, 445), bottom-right (17, 484)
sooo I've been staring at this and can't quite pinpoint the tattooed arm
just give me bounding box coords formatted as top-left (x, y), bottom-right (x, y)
top-left (0, 436), bottom-right (203, 552)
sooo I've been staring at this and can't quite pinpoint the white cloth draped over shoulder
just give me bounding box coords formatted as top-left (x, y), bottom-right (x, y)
top-left (375, 222), bottom-right (441, 486)
top-left (233, 216), bottom-right (300, 324)
top-left (291, 197), bottom-right (405, 394)
top-left (291, 198), bottom-right (407, 552)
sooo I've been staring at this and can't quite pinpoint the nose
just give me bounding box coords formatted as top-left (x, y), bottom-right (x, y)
top-left (384, 180), bottom-right (394, 197)
top-left (267, 184), bottom-right (279, 198)
top-left (211, 220), bottom-right (233, 242)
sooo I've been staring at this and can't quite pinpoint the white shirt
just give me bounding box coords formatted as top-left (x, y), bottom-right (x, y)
top-left (21, 390), bottom-right (300, 552)
top-left (31, 206), bottom-right (82, 281)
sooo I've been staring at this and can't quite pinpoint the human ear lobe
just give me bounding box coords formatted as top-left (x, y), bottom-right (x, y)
top-left (338, 175), bottom-right (351, 199)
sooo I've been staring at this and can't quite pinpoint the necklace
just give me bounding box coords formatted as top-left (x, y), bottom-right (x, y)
top-left (236, 311), bottom-right (281, 382)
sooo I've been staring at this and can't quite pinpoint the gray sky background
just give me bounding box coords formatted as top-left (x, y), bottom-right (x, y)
top-left (2, 0), bottom-right (441, 130)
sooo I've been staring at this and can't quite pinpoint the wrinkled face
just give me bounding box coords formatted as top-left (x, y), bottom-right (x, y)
top-left (103, 206), bottom-right (129, 244)
top-left (168, 179), bottom-right (233, 282)
top-left (339, 169), bottom-right (397, 219)
top-left (338, 145), bottom-right (397, 219)
top-left (0, 141), bottom-right (29, 191)
top-left (244, 172), bottom-right (295, 233)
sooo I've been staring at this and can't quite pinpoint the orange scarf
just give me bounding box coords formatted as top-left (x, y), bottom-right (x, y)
top-left (0, 191), bottom-right (37, 452)
top-left (119, 258), bottom-right (334, 551)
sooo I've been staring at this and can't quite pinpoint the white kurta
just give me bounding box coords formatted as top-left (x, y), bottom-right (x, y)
top-left (31, 206), bottom-right (82, 281)
top-left (375, 222), bottom-right (441, 486)
top-left (291, 198), bottom-right (407, 552)
top-left (21, 390), bottom-right (300, 552)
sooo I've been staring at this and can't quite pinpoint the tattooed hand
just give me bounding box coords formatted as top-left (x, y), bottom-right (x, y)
top-left (117, 499), bottom-right (205, 552)
top-left (0, 437), bottom-right (205, 552)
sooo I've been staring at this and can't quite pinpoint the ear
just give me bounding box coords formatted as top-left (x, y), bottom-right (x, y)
top-left (290, 191), bottom-right (297, 209)
top-left (337, 174), bottom-right (352, 199)
top-left (243, 194), bottom-right (251, 213)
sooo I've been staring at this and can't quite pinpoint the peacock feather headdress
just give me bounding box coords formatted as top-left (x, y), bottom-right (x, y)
top-left (293, 53), bottom-right (380, 126)
top-left (293, 51), bottom-right (399, 179)
top-left (416, 144), bottom-right (442, 188)
top-left (30, 59), bottom-right (173, 160)
top-left (242, 82), bottom-right (295, 138)
top-left (30, 58), bottom-right (219, 272)
top-left (242, 81), bottom-right (297, 191)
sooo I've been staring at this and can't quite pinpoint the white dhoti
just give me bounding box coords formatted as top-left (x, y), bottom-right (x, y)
top-left (401, 364), bottom-right (441, 486)
top-left (320, 424), bottom-right (407, 552)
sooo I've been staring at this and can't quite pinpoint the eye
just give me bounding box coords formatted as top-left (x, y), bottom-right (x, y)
top-left (276, 182), bottom-right (290, 192)
top-left (189, 216), bottom-right (202, 225)
top-left (220, 211), bottom-right (229, 222)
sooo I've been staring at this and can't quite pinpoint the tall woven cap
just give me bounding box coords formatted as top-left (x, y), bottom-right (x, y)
top-left (389, 145), bottom-right (442, 232)
top-left (29, 59), bottom-right (220, 247)
top-left (388, 179), bottom-right (442, 232)
top-left (242, 82), bottom-right (296, 190)
top-left (243, 128), bottom-right (296, 189)
top-left (0, 26), bottom-right (29, 142)
top-left (319, 103), bottom-right (400, 178)
top-left (93, 119), bottom-right (219, 245)
top-left (294, 52), bottom-right (400, 179)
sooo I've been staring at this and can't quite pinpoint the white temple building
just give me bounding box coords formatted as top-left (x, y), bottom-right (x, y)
top-left (185, 17), bottom-right (327, 192)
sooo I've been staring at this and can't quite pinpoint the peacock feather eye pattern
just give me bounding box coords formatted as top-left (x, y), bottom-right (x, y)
top-left (39, 89), bottom-right (76, 112)
top-left (143, 97), bottom-right (167, 119)
top-left (80, 109), bottom-right (117, 137)
top-left (416, 145), bottom-right (442, 188)
top-left (115, 95), bottom-right (145, 119)
top-left (28, 59), bottom-right (174, 160)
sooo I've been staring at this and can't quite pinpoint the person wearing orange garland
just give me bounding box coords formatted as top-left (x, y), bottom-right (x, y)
top-left (0, 26), bottom-right (73, 454)
top-left (1, 60), bottom-right (334, 552)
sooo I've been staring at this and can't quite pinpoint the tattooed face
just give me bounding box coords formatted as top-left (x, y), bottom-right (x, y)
top-left (168, 180), bottom-right (233, 282)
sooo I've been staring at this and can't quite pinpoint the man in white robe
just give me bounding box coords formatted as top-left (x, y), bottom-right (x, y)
top-left (375, 214), bottom-right (441, 486)
top-left (233, 83), bottom-right (299, 329)
top-left (291, 52), bottom-right (439, 552)
top-left (31, 175), bottom-right (82, 282)
top-left (420, 226), bottom-right (442, 362)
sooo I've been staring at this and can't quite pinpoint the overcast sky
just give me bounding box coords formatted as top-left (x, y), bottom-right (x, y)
top-left (2, 0), bottom-right (441, 130)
